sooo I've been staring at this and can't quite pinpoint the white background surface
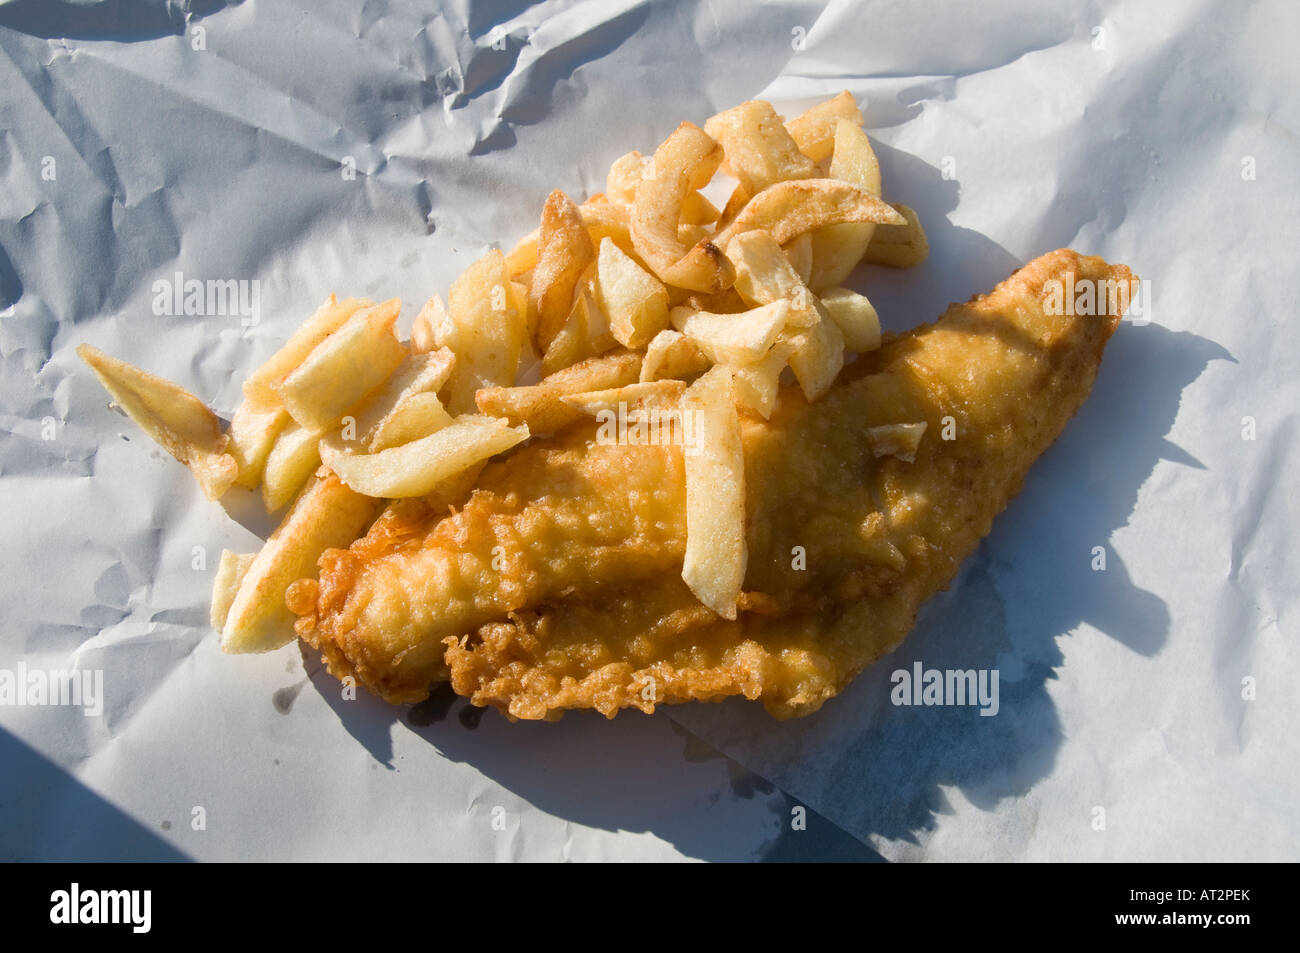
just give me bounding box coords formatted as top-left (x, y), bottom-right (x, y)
top-left (0, 0), bottom-right (1296, 861)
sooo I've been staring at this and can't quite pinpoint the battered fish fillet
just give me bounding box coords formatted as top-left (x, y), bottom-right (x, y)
top-left (290, 249), bottom-right (1131, 719)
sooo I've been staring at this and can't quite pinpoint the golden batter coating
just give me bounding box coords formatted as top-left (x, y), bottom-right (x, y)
top-left (292, 250), bottom-right (1131, 719)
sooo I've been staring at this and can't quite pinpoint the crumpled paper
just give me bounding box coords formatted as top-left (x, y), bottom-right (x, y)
top-left (2, 0), bottom-right (1296, 861)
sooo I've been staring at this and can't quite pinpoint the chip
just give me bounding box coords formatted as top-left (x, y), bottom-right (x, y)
top-left (819, 287), bottom-right (881, 352)
top-left (596, 236), bottom-right (671, 349)
top-left (76, 344), bottom-right (238, 500)
top-left (671, 298), bottom-right (793, 366)
top-left (680, 365), bottom-right (747, 619)
top-left (277, 299), bottom-right (406, 431)
top-left (476, 350), bottom-right (642, 434)
top-left (713, 178), bottom-right (905, 250)
top-left (704, 99), bottom-right (818, 193)
top-left (443, 250), bottom-right (528, 414)
top-left (321, 414), bottom-right (529, 499)
top-left (785, 90), bottom-right (862, 163)
top-left (630, 122), bottom-right (735, 292)
top-left (221, 470), bottom-right (379, 653)
top-left (533, 190), bottom-right (596, 351)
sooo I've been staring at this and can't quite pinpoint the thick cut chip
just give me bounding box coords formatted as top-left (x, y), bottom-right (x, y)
top-left (321, 415), bottom-right (529, 499)
top-left (687, 287), bottom-right (750, 314)
top-left (717, 182), bottom-right (750, 230)
top-left (862, 203), bottom-right (930, 269)
top-left (809, 119), bottom-right (884, 291)
top-left (596, 237), bottom-right (670, 349)
top-left (727, 229), bottom-right (818, 325)
top-left (785, 90), bottom-right (862, 163)
top-left (410, 296), bottom-right (445, 353)
top-left (704, 100), bottom-right (819, 193)
top-left (731, 339), bottom-right (794, 419)
top-left (714, 178), bottom-right (905, 250)
top-left (606, 151), bottom-right (648, 205)
top-left (671, 299), bottom-right (792, 366)
top-left (243, 296), bottom-right (368, 406)
top-left (277, 299), bottom-right (406, 431)
top-left (676, 223), bottom-right (711, 248)
top-left (560, 379), bottom-right (686, 417)
top-left (630, 122), bottom-right (735, 293)
top-left (680, 365), bottom-right (747, 620)
top-left (640, 329), bottom-right (710, 382)
top-left (77, 344), bottom-right (237, 500)
top-left (606, 151), bottom-right (718, 224)
top-left (505, 231), bottom-right (540, 278)
top-left (476, 350), bottom-right (642, 434)
top-left (533, 190), bottom-right (596, 351)
top-left (783, 232), bottom-right (814, 284)
top-left (222, 470), bottom-right (379, 653)
top-left (820, 287), bottom-right (882, 352)
top-left (368, 392), bottom-right (454, 451)
top-left (226, 396), bottom-right (288, 490)
top-left (507, 279), bottom-right (535, 344)
top-left (443, 250), bottom-right (528, 415)
top-left (348, 349), bottom-right (455, 448)
top-left (578, 195), bottom-right (643, 262)
top-left (783, 303), bottom-right (845, 401)
top-left (411, 294), bottom-right (454, 351)
top-left (262, 421), bottom-right (324, 512)
top-left (828, 117), bottom-right (881, 193)
top-left (210, 550), bottom-right (255, 632)
top-left (541, 291), bottom-right (596, 377)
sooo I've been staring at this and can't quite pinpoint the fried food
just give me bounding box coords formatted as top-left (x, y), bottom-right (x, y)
top-left (630, 122), bottom-right (734, 292)
top-left (277, 299), bottom-right (405, 430)
top-left (679, 365), bottom-right (747, 619)
top-left (242, 295), bottom-right (369, 406)
top-left (533, 191), bottom-right (595, 353)
top-left (320, 414), bottom-right (529, 499)
top-left (862, 202), bottom-right (930, 268)
top-left (224, 469), bottom-right (380, 653)
top-left (808, 119), bottom-right (884, 291)
top-left (474, 350), bottom-right (643, 434)
top-left (442, 251), bottom-right (528, 414)
top-left (227, 396), bottom-right (288, 490)
top-left (262, 420), bottom-right (325, 511)
top-left (81, 90), bottom-right (1119, 727)
top-left (291, 250), bottom-right (1130, 717)
top-left (595, 237), bottom-right (671, 349)
top-left (785, 90), bottom-right (863, 163)
top-left (77, 344), bottom-right (238, 500)
top-left (712, 178), bottom-right (905, 250)
top-left (670, 298), bottom-right (792, 365)
top-left (819, 287), bottom-right (881, 352)
top-left (704, 99), bottom-right (819, 193)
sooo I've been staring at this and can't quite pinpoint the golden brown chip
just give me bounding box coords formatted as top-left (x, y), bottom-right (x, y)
top-left (630, 122), bottom-right (735, 293)
top-left (704, 100), bottom-right (819, 193)
top-left (476, 350), bottom-right (643, 434)
top-left (785, 90), bottom-right (862, 163)
top-left (533, 190), bottom-right (596, 351)
top-left (77, 344), bottom-right (237, 500)
top-left (862, 203), bottom-right (930, 268)
top-left (443, 250), bottom-right (528, 415)
top-left (713, 178), bottom-right (905, 250)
